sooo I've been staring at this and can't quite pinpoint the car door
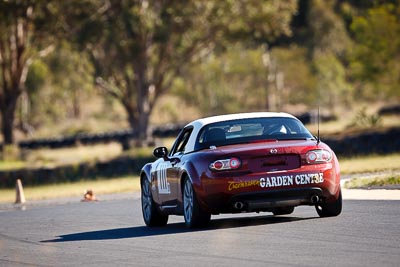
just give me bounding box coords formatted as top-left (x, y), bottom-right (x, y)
top-left (152, 157), bottom-right (174, 205)
top-left (157, 127), bottom-right (193, 206)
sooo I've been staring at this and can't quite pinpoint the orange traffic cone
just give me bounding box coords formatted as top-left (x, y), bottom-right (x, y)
top-left (82, 189), bottom-right (98, 202)
top-left (15, 179), bottom-right (26, 204)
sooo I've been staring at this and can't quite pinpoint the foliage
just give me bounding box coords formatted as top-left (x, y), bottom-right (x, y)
top-left (0, 0), bottom-right (98, 144)
top-left (85, 0), bottom-right (297, 141)
top-left (349, 3), bottom-right (400, 100)
top-left (172, 45), bottom-right (270, 115)
top-left (1, 0), bottom-right (400, 147)
top-left (0, 159), bottom-right (26, 171)
top-left (44, 43), bottom-right (94, 119)
top-left (23, 44), bottom-right (94, 129)
top-left (307, 0), bottom-right (353, 114)
top-left (313, 52), bottom-right (353, 113)
top-left (175, 44), bottom-right (318, 115)
top-left (25, 60), bottom-right (48, 92)
top-left (347, 107), bottom-right (381, 129)
top-left (270, 46), bottom-right (317, 105)
top-left (308, 0), bottom-right (351, 58)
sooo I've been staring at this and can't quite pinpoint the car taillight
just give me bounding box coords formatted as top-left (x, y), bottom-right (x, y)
top-left (306, 149), bottom-right (332, 164)
top-left (209, 158), bottom-right (241, 171)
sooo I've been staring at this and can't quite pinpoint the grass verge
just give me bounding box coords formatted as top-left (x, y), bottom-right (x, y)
top-left (0, 176), bottom-right (140, 203)
top-left (339, 153), bottom-right (400, 174)
top-left (344, 175), bottom-right (400, 189)
top-left (0, 160), bottom-right (26, 171)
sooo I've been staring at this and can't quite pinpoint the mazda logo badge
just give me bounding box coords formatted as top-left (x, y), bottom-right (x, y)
top-left (270, 148), bottom-right (278, 154)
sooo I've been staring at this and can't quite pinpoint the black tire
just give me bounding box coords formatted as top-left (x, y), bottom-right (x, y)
top-left (272, 206), bottom-right (295, 216)
top-left (183, 178), bottom-right (211, 228)
top-left (141, 177), bottom-right (168, 227)
top-left (315, 189), bottom-right (342, 217)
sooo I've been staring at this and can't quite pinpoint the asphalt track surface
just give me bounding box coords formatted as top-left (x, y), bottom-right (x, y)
top-left (1, 194), bottom-right (399, 267)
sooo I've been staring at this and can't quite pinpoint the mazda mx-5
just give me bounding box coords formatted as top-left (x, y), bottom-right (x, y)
top-left (140, 112), bottom-right (342, 228)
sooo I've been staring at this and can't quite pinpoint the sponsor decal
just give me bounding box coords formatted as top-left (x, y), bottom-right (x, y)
top-left (259, 173), bottom-right (324, 188)
top-left (228, 180), bottom-right (260, 191)
top-left (156, 162), bottom-right (170, 194)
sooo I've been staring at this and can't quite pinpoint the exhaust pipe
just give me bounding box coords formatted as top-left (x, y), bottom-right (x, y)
top-left (234, 201), bottom-right (244, 210)
top-left (311, 195), bottom-right (320, 204)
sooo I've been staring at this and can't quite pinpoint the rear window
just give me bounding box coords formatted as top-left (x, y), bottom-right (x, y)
top-left (195, 117), bottom-right (313, 150)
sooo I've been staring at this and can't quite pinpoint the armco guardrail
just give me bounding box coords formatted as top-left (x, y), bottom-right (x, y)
top-left (18, 130), bottom-right (135, 150)
top-left (378, 104), bottom-right (400, 116)
top-left (15, 123), bottom-right (185, 150)
top-left (323, 127), bottom-right (400, 156)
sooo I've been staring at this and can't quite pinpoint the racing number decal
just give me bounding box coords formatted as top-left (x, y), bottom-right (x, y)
top-left (156, 162), bottom-right (170, 194)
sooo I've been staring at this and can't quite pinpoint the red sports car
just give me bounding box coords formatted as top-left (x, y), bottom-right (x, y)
top-left (141, 112), bottom-right (342, 228)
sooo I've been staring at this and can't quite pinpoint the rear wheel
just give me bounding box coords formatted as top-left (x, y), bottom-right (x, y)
top-left (141, 177), bottom-right (168, 227)
top-left (183, 178), bottom-right (211, 228)
top-left (316, 189), bottom-right (342, 217)
top-left (272, 206), bottom-right (295, 216)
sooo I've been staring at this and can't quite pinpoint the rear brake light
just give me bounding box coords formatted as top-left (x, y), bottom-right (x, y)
top-left (306, 149), bottom-right (332, 164)
top-left (209, 158), bottom-right (241, 171)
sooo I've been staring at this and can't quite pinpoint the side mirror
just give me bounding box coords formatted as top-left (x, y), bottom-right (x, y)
top-left (153, 147), bottom-right (168, 158)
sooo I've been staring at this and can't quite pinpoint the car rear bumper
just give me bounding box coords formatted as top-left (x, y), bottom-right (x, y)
top-left (195, 167), bottom-right (340, 214)
top-left (229, 187), bottom-right (323, 212)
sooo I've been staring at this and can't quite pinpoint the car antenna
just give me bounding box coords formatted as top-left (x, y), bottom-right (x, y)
top-left (317, 106), bottom-right (320, 145)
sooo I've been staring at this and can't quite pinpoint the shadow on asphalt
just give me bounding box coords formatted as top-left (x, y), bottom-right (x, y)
top-left (41, 215), bottom-right (316, 243)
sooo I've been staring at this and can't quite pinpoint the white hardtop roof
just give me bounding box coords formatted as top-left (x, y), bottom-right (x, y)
top-left (187, 112), bottom-right (297, 129)
top-left (180, 112), bottom-right (300, 154)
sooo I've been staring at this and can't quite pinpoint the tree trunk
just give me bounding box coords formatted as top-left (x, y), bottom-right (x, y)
top-left (1, 97), bottom-right (17, 145)
top-left (0, 3), bottom-right (34, 145)
top-left (134, 61), bottom-right (152, 143)
top-left (72, 89), bottom-right (80, 118)
top-left (122, 100), bottom-right (150, 148)
top-left (126, 102), bottom-right (151, 147)
top-left (138, 109), bottom-right (150, 141)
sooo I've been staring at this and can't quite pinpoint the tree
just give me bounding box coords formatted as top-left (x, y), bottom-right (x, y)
top-left (44, 43), bottom-right (94, 120)
top-left (0, 0), bottom-right (36, 145)
top-left (313, 52), bottom-right (352, 112)
top-left (350, 3), bottom-right (400, 100)
top-left (307, 0), bottom-right (353, 114)
top-left (22, 43), bottom-right (94, 133)
top-left (0, 0), bottom-right (106, 145)
top-left (270, 46), bottom-right (317, 106)
top-left (172, 45), bottom-right (270, 115)
top-left (88, 0), bottom-right (297, 142)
